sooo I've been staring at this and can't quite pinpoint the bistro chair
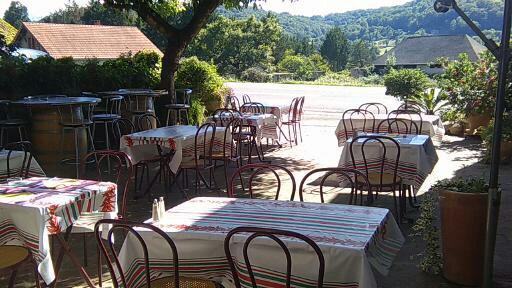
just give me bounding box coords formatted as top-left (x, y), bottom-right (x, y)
top-left (359, 102), bottom-right (388, 114)
top-left (349, 135), bottom-right (403, 220)
top-left (92, 94), bottom-right (123, 151)
top-left (95, 219), bottom-right (216, 288)
top-left (388, 109), bottom-right (424, 134)
top-left (166, 89), bottom-right (192, 126)
top-left (57, 103), bottom-right (96, 178)
top-left (226, 95), bottom-right (241, 111)
top-left (0, 245), bottom-right (41, 288)
top-left (177, 122), bottom-right (217, 195)
top-left (296, 167), bottom-right (371, 205)
top-left (240, 102), bottom-right (265, 114)
top-left (212, 109), bottom-right (242, 127)
top-left (0, 100), bottom-right (27, 147)
top-left (111, 118), bottom-right (136, 150)
top-left (136, 113), bottom-right (160, 131)
top-left (3, 141), bottom-right (33, 179)
top-left (295, 96), bottom-right (306, 143)
top-left (228, 163), bottom-right (296, 201)
top-left (224, 226), bottom-right (325, 288)
top-left (242, 94), bottom-right (252, 104)
top-left (211, 118), bottom-right (244, 190)
top-left (280, 97), bottom-right (300, 146)
top-left (341, 108), bottom-right (376, 140)
top-left (75, 150), bottom-right (133, 286)
top-left (397, 102), bottom-right (423, 113)
top-left (377, 119), bottom-right (420, 135)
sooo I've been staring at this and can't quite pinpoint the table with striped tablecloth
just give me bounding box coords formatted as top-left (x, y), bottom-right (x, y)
top-left (118, 197), bottom-right (404, 288)
top-left (338, 133), bottom-right (438, 191)
top-left (240, 104), bottom-right (290, 120)
top-left (120, 125), bottom-right (232, 174)
top-left (209, 113), bottom-right (280, 144)
top-left (0, 150), bottom-right (45, 180)
top-left (0, 177), bottom-right (117, 285)
top-left (335, 114), bottom-right (445, 146)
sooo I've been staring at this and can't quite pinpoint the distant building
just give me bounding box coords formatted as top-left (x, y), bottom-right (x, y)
top-left (14, 22), bottom-right (162, 61)
top-left (373, 35), bottom-right (487, 74)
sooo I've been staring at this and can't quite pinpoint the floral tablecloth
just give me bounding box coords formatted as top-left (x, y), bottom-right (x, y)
top-left (0, 177), bottom-right (117, 284)
top-left (118, 197), bottom-right (404, 288)
top-left (338, 134), bottom-right (438, 191)
top-left (0, 150), bottom-right (45, 181)
top-left (335, 114), bottom-right (445, 146)
top-left (120, 125), bottom-right (232, 173)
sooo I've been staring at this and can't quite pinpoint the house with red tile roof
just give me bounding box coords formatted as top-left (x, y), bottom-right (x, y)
top-left (14, 22), bottom-right (162, 61)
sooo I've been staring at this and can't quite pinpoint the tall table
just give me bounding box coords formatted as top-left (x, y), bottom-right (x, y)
top-left (118, 197), bottom-right (404, 288)
top-left (12, 96), bottom-right (101, 169)
top-left (0, 177), bottom-right (117, 286)
top-left (98, 89), bottom-right (166, 122)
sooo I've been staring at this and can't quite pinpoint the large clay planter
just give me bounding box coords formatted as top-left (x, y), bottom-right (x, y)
top-left (439, 190), bottom-right (488, 286)
top-left (467, 113), bottom-right (492, 134)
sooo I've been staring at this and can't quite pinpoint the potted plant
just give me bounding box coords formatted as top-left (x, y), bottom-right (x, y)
top-left (435, 178), bottom-right (488, 286)
top-left (409, 88), bottom-right (449, 115)
top-left (481, 113), bottom-right (512, 163)
top-left (440, 108), bottom-right (466, 137)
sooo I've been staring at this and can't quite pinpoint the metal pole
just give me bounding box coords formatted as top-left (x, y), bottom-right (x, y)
top-left (483, 0), bottom-right (512, 286)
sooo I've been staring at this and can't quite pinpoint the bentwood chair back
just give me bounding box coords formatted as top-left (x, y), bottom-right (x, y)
top-left (224, 226), bottom-right (325, 288)
top-left (228, 163), bottom-right (296, 201)
top-left (4, 141), bottom-right (33, 179)
top-left (296, 167), bottom-right (371, 205)
top-left (240, 102), bottom-right (265, 114)
top-left (388, 109), bottom-right (423, 134)
top-left (227, 95), bottom-right (241, 111)
top-left (212, 108), bottom-right (242, 127)
top-left (341, 108), bottom-right (375, 140)
top-left (377, 118), bottom-right (419, 135)
top-left (136, 113), bottom-right (160, 131)
top-left (112, 118), bottom-right (136, 150)
top-left (242, 94), bottom-right (252, 104)
top-left (359, 102), bottom-right (388, 114)
top-left (95, 219), bottom-right (216, 288)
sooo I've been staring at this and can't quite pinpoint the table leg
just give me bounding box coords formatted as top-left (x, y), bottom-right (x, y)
top-left (50, 226), bottom-right (95, 288)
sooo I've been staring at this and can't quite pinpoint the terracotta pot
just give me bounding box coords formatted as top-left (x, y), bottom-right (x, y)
top-left (466, 113), bottom-right (492, 134)
top-left (439, 189), bottom-right (488, 286)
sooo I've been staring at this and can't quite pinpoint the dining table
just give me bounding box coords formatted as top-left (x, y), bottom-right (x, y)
top-left (117, 197), bottom-right (404, 288)
top-left (338, 133), bottom-right (439, 191)
top-left (335, 113), bottom-right (445, 146)
top-left (0, 150), bottom-right (45, 180)
top-left (209, 112), bottom-right (280, 144)
top-left (240, 104), bottom-right (290, 120)
top-left (0, 177), bottom-right (117, 287)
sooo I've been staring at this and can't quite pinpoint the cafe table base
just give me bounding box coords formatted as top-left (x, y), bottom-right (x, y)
top-left (118, 197), bottom-right (404, 288)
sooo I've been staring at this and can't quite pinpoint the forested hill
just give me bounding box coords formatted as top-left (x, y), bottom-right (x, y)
top-left (216, 0), bottom-right (504, 43)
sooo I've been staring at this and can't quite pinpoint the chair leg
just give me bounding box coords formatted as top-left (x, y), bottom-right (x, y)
top-left (97, 241), bottom-right (102, 287)
top-left (299, 121), bottom-right (303, 143)
top-left (166, 109), bottom-right (171, 126)
top-left (83, 233), bottom-right (88, 267)
top-left (184, 110), bottom-right (189, 125)
top-left (8, 269), bottom-right (17, 288)
top-left (17, 127), bottom-right (24, 141)
top-left (0, 128), bottom-right (4, 146)
top-left (74, 129), bottom-right (80, 178)
top-left (87, 126), bottom-right (96, 152)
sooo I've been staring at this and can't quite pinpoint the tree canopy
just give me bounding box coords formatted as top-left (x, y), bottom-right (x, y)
top-left (320, 27), bottom-right (350, 71)
top-left (3, 1), bottom-right (29, 29)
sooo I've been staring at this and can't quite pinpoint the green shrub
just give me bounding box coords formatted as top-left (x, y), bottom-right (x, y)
top-left (175, 57), bottom-right (225, 112)
top-left (278, 54), bottom-right (315, 80)
top-left (188, 98), bottom-right (206, 125)
top-left (384, 68), bottom-right (431, 101)
top-left (240, 67), bottom-right (271, 83)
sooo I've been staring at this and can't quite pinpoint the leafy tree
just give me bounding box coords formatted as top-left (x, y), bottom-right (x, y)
top-left (3, 1), bottom-right (30, 29)
top-left (384, 68), bottom-right (431, 101)
top-left (41, 1), bottom-right (85, 24)
top-left (320, 27), bottom-right (350, 71)
top-left (348, 40), bottom-right (378, 68)
top-left (278, 53), bottom-right (329, 80)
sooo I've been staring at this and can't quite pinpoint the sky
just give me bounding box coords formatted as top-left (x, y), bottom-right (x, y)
top-left (0, 0), bottom-right (411, 20)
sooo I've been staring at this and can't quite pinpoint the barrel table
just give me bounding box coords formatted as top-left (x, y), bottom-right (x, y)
top-left (12, 97), bottom-right (101, 173)
top-left (98, 89), bottom-right (166, 123)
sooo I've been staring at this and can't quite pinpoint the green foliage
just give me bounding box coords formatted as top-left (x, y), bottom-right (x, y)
top-left (440, 108), bottom-right (465, 123)
top-left (411, 191), bottom-right (442, 275)
top-left (348, 40), bottom-right (378, 68)
top-left (188, 98), bottom-right (206, 126)
top-left (409, 89), bottom-right (449, 115)
top-left (384, 69), bottom-right (431, 101)
top-left (240, 67), bottom-right (271, 83)
top-left (432, 178), bottom-right (488, 194)
top-left (437, 52), bottom-right (498, 116)
top-left (3, 1), bottom-right (29, 29)
top-left (481, 113), bottom-right (512, 143)
top-left (186, 15), bottom-right (282, 76)
top-left (0, 51), bottom-right (161, 99)
top-left (277, 53), bottom-right (328, 81)
top-left (320, 27), bottom-right (350, 71)
top-left (0, 19), bottom-right (17, 44)
top-left (175, 57), bottom-right (225, 113)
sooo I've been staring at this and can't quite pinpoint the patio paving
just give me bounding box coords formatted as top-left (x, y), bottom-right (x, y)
top-left (1, 109), bottom-right (511, 288)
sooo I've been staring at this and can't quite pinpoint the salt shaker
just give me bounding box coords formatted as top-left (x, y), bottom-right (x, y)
top-left (158, 197), bottom-right (165, 219)
top-left (152, 199), bottom-right (160, 222)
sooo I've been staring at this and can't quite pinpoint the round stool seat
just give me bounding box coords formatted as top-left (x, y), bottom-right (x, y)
top-left (0, 119), bottom-right (27, 126)
top-left (92, 114), bottom-right (122, 121)
top-left (165, 104), bottom-right (190, 109)
top-left (0, 245), bottom-right (30, 269)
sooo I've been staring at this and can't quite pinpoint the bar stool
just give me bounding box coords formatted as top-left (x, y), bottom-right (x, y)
top-left (165, 89), bottom-right (192, 126)
top-left (92, 94), bottom-right (123, 150)
top-left (0, 100), bottom-right (27, 146)
top-left (58, 103), bottom-right (96, 177)
top-left (120, 89), bottom-right (156, 123)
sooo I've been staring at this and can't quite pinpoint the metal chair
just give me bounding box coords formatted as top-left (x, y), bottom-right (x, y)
top-left (296, 167), bottom-right (371, 205)
top-left (212, 109), bottom-right (242, 127)
top-left (224, 226), bottom-right (325, 288)
top-left (295, 96), bottom-right (305, 143)
top-left (111, 118), bottom-right (136, 150)
top-left (177, 122), bottom-right (217, 195)
top-left (4, 141), bottom-right (33, 179)
top-left (92, 94), bottom-right (123, 151)
top-left (388, 109), bottom-right (424, 134)
top-left (377, 118), bottom-right (420, 135)
top-left (397, 102), bottom-right (423, 113)
top-left (95, 219), bottom-right (216, 288)
top-left (226, 95), bottom-right (241, 111)
top-left (240, 102), bottom-right (265, 114)
top-left (211, 118), bottom-right (244, 190)
top-left (228, 163), bottom-right (296, 200)
top-left (0, 100), bottom-right (27, 146)
top-left (280, 97), bottom-right (301, 146)
top-left (359, 102), bottom-right (388, 114)
top-left (166, 89), bottom-right (192, 126)
top-left (242, 94), bottom-right (252, 104)
top-left (0, 245), bottom-right (41, 288)
top-left (57, 103), bottom-right (96, 177)
top-left (136, 113), bottom-right (160, 131)
top-left (341, 108), bottom-right (375, 140)
top-left (349, 135), bottom-right (403, 220)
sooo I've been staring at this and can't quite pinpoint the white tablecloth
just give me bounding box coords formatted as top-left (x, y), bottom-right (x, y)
top-left (338, 134), bottom-right (438, 191)
top-left (0, 150), bottom-right (45, 180)
top-left (0, 177), bottom-right (117, 284)
top-left (335, 114), bottom-right (445, 146)
top-left (120, 125), bottom-right (232, 173)
top-left (118, 197), bottom-right (404, 288)
top-left (208, 113), bottom-right (279, 143)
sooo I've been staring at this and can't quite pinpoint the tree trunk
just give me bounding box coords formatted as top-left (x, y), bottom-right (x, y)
top-left (156, 39), bottom-right (183, 121)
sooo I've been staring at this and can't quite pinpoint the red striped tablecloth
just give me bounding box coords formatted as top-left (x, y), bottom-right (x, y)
top-left (0, 151), bottom-right (45, 180)
top-left (118, 197), bottom-right (404, 288)
top-left (338, 134), bottom-right (438, 191)
top-left (0, 177), bottom-right (117, 284)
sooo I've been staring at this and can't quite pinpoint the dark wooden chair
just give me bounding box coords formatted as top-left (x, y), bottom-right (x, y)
top-left (95, 219), bottom-right (216, 288)
top-left (296, 167), bottom-right (371, 205)
top-left (341, 108), bottom-right (375, 140)
top-left (359, 102), bottom-right (388, 114)
top-left (224, 226), bottom-right (325, 288)
top-left (228, 163), bottom-right (296, 201)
